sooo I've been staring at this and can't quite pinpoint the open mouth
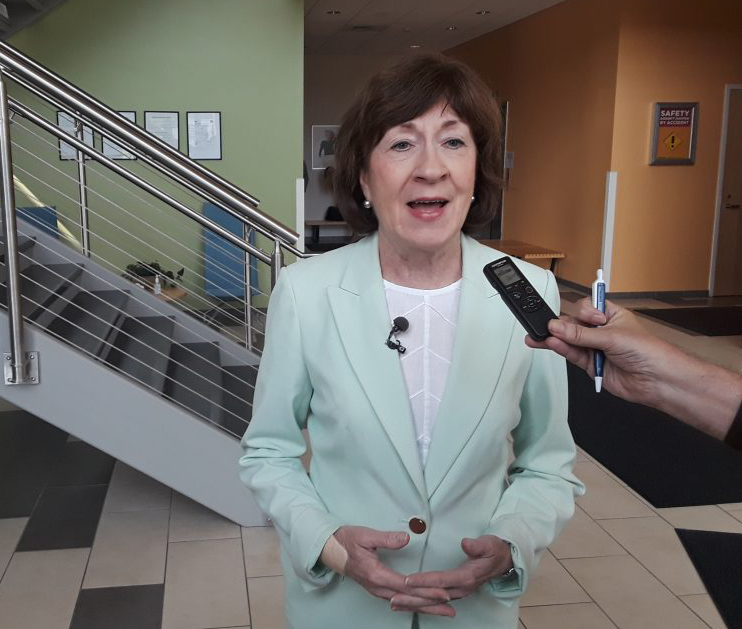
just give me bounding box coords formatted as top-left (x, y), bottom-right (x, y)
top-left (407, 198), bottom-right (448, 210)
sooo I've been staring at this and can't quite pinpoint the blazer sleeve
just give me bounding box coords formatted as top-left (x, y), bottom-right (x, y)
top-left (238, 268), bottom-right (343, 592)
top-left (484, 270), bottom-right (585, 599)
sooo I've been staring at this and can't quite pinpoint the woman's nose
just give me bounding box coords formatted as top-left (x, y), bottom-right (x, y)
top-left (413, 145), bottom-right (448, 182)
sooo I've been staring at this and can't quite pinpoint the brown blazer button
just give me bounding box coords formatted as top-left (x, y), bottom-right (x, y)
top-left (408, 517), bottom-right (427, 534)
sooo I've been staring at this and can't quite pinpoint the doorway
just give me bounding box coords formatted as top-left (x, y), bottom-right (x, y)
top-left (711, 85), bottom-right (742, 296)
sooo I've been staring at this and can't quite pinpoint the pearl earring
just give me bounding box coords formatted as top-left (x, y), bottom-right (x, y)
top-left (363, 199), bottom-right (372, 209)
top-left (471, 195), bottom-right (476, 202)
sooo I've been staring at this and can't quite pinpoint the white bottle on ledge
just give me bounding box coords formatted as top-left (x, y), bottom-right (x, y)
top-left (153, 274), bottom-right (162, 295)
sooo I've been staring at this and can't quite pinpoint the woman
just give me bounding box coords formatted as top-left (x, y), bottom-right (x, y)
top-left (240, 53), bottom-right (583, 628)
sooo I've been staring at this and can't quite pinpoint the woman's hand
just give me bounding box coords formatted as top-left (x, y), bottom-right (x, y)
top-left (397, 535), bottom-right (513, 614)
top-left (321, 525), bottom-right (455, 616)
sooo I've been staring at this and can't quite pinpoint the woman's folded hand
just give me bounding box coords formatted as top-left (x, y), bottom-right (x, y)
top-left (321, 525), bottom-right (455, 616)
top-left (399, 534), bottom-right (513, 614)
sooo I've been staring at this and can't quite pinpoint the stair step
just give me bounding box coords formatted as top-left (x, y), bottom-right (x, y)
top-left (105, 316), bottom-right (174, 393)
top-left (47, 290), bottom-right (129, 358)
top-left (164, 342), bottom-right (223, 426)
top-left (0, 263), bottom-right (83, 321)
top-left (221, 365), bottom-right (256, 436)
top-left (0, 235), bottom-right (36, 263)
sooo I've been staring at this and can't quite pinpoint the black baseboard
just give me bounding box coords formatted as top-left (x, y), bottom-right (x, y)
top-left (556, 277), bottom-right (589, 295)
top-left (608, 289), bottom-right (708, 300)
top-left (555, 276), bottom-right (708, 300)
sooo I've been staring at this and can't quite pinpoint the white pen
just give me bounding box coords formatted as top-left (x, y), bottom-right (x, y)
top-left (592, 269), bottom-right (606, 393)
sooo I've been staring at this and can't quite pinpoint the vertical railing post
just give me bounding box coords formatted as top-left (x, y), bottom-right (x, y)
top-left (270, 238), bottom-right (283, 290)
top-left (75, 118), bottom-right (90, 256)
top-left (0, 69), bottom-right (38, 385)
top-left (243, 224), bottom-right (253, 351)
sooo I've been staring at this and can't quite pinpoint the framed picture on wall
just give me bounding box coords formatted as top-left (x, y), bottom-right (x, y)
top-left (57, 111), bottom-right (94, 160)
top-left (311, 124), bottom-right (339, 170)
top-left (102, 111), bottom-right (137, 160)
top-left (144, 111), bottom-right (179, 150)
top-left (187, 111), bottom-right (222, 160)
top-left (650, 102), bottom-right (699, 165)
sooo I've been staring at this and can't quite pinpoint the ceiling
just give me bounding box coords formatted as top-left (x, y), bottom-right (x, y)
top-left (305, 0), bottom-right (565, 55)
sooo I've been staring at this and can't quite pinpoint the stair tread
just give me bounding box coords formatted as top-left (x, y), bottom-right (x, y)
top-left (0, 235), bottom-right (35, 263)
top-left (0, 263), bottom-right (83, 320)
top-left (105, 316), bottom-right (174, 393)
top-left (164, 342), bottom-right (223, 426)
top-left (47, 289), bottom-right (129, 358)
top-left (221, 365), bottom-right (256, 436)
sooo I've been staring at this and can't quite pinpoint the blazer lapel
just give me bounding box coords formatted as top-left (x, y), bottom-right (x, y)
top-left (424, 236), bottom-right (515, 499)
top-left (327, 234), bottom-right (427, 500)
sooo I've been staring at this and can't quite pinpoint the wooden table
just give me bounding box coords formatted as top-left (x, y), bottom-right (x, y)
top-left (157, 286), bottom-right (188, 302)
top-left (479, 239), bottom-right (565, 272)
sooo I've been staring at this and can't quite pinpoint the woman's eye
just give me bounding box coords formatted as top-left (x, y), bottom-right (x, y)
top-left (391, 140), bottom-right (412, 151)
top-left (445, 138), bottom-right (465, 149)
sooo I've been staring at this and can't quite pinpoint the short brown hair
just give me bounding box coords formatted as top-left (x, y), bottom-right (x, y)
top-left (333, 53), bottom-right (503, 235)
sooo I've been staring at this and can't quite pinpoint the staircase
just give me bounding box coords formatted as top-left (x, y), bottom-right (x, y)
top-left (0, 41), bottom-right (305, 525)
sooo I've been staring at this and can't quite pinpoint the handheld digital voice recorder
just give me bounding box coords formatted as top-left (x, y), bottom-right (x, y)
top-left (482, 256), bottom-right (558, 341)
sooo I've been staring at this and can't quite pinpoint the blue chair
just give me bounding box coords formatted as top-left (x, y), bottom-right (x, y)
top-left (203, 203), bottom-right (258, 300)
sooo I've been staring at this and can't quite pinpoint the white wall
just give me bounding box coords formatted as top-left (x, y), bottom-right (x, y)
top-left (304, 54), bottom-right (403, 220)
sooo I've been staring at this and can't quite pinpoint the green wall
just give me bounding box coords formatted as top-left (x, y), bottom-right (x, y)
top-left (8, 0), bottom-right (303, 306)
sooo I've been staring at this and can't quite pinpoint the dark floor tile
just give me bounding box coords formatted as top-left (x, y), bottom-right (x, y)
top-left (659, 295), bottom-right (742, 307)
top-left (48, 441), bottom-right (116, 487)
top-left (70, 584), bottom-right (164, 629)
top-left (0, 410), bottom-right (68, 518)
top-left (16, 484), bottom-right (108, 551)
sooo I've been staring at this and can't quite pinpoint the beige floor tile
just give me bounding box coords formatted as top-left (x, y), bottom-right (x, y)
top-left (598, 516), bottom-right (705, 595)
top-left (83, 509), bottom-right (169, 588)
top-left (162, 537), bottom-right (249, 629)
top-left (520, 550), bottom-right (590, 607)
top-left (248, 575), bottom-right (285, 629)
top-left (518, 621), bottom-right (525, 629)
top-left (657, 505), bottom-right (742, 533)
top-left (242, 526), bottom-right (282, 577)
top-left (589, 458), bottom-right (629, 487)
top-left (169, 493), bottom-right (240, 542)
top-left (718, 502), bottom-right (742, 511)
top-left (625, 486), bottom-right (661, 511)
top-left (728, 509), bottom-right (742, 524)
top-left (562, 556), bottom-right (708, 628)
top-left (0, 549), bottom-right (88, 629)
top-left (680, 594), bottom-right (727, 629)
top-left (0, 518), bottom-right (27, 576)
top-left (520, 602), bottom-right (617, 628)
top-left (574, 461), bottom-right (654, 520)
top-left (550, 506), bottom-right (626, 559)
top-left (104, 462), bottom-right (172, 512)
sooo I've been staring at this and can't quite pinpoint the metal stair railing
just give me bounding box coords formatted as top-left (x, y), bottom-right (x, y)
top-left (0, 40), bottom-right (309, 396)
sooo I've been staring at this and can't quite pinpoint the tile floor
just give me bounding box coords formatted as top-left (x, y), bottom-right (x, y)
top-left (0, 289), bottom-right (740, 629)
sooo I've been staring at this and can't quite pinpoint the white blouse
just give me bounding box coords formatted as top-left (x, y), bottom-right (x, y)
top-left (384, 278), bottom-right (462, 466)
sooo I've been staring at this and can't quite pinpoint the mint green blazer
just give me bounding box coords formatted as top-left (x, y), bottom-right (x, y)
top-left (240, 233), bottom-right (584, 629)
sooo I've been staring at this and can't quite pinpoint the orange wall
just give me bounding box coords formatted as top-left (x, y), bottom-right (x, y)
top-left (609, 0), bottom-right (742, 292)
top-left (449, 0), bottom-right (620, 287)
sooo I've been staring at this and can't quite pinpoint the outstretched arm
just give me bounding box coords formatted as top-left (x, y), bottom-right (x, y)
top-left (526, 299), bottom-right (742, 441)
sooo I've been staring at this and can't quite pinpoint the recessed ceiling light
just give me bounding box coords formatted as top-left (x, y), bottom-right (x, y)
top-left (476, 10), bottom-right (491, 15)
top-left (326, 10), bottom-right (341, 15)
top-left (446, 25), bottom-right (458, 31)
top-left (410, 44), bottom-right (421, 48)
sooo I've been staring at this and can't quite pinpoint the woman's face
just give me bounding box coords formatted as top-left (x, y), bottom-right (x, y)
top-left (360, 101), bottom-right (476, 256)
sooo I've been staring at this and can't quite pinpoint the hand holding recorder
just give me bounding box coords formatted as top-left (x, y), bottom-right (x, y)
top-left (526, 298), bottom-right (742, 444)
